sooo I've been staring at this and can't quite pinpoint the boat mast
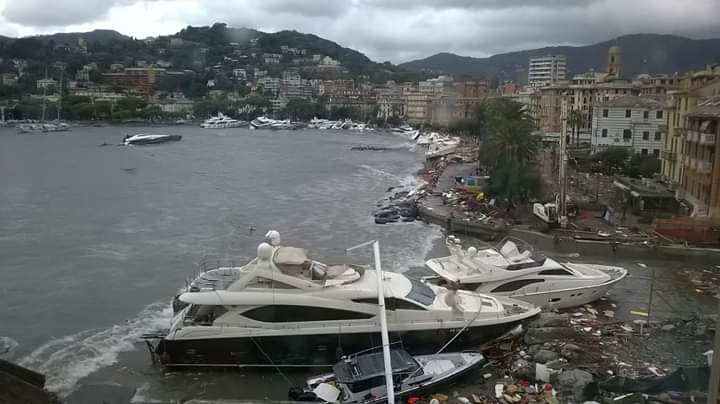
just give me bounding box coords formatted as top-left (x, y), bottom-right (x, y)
top-left (347, 240), bottom-right (395, 404)
top-left (373, 241), bottom-right (395, 404)
top-left (56, 65), bottom-right (64, 121)
top-left (41, 66), bottom-right (48, 122)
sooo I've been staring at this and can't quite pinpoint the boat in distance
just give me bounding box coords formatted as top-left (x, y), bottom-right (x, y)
top-left (123, 134), bottom-right (182, 145)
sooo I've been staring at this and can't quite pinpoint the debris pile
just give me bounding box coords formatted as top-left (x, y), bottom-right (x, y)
top-left (684, 266), bottom-right (720, 299)
top-left (407, 305), bottom-right (715, 404)
top-left (374, 189), bottom-right (422, 224)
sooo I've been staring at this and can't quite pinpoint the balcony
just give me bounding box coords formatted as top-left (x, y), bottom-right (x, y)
top-left (697, 160), bottom-right (712, 174)
top-left (699, 133), bottom-right (716, 146)
top-left (661, 150), bottom-right (677, 161)
top-left (687, 130), bottom-right (699, 143)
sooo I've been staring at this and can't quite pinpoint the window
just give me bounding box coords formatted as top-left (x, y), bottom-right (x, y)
top-left (538, 269), bottom-right (573, 276)
top-left (642, 131), bottom-right (649, 140)
top-left (643, 111), bottom-right (649, 119)
top-left (625, 109), bottom-right (632, 118)
top-left (406, 279), bottom-right (435, 306)
top-left (242, 305), bottom-right (374, 322)
top-left (601, 129), bottom-right (608, 137)
top-left (353, 298), bottom-right (426, 310)
top-left (602, 109), bottom-right (608, 117)
top-left (656, 110), bottom-right (663, 119)
top-left (491, 279), bottom-right (545, 293)
top-left (623, 129), bottom-right (632, 139)
top-left (642, 149), bottom-right (648, 155)
top-left (654, 132), bottom-right (661, 141)
top-left (653, 149), bottom-right (660, 156)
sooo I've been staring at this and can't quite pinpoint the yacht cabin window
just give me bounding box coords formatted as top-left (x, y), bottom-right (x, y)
top-left (538, 269), bottom-right (574, 276)
top-left (491, 279), bottom-right (545, 293)
top-left (241, 305), bottom-right (374, 322)
top-left (353, 298), bottom-right (427, 310)
top-left (185, 305), bottom-right (228, 325)
top-left (405, 279), bottom-right (435, 306)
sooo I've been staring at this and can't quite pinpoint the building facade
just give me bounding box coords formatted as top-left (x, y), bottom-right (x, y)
top-left (590, 96), bottom-right (666, 155)
top-left (528, 55), bottom-right (567, 88)
top-left (677, 96), bottom-right (720, 216)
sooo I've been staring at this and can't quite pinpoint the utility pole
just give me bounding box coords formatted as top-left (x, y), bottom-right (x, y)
top-left (559, 95), bottom-right (569, 229)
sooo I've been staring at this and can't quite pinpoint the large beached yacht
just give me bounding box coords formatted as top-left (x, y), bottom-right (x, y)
top-left (425, 236), bottom-right (628, 309)
top-left (149, 232), bottom-right (540, 367)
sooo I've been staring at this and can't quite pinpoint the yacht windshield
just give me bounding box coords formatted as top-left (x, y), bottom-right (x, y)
top-left (405, 279), bottom-right (435, 306)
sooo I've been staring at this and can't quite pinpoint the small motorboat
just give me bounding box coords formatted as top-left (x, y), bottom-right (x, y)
top-left (123, 134), bottom-right (182, 145)
top-left (293, 348), bottom-right (486, 403)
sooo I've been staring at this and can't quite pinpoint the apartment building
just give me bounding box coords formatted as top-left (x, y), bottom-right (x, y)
top-left (528, 55), bottom-right (567, 88)
top-left (590, 96), bottom-right (666, 155)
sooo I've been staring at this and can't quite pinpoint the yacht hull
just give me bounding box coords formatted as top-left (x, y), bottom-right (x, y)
top-left (126, 135), bottom-right (182, 145)
top-left (451, 269), bottom-right (627, 309)
top-left (153, 321), bottom-right (522, 367)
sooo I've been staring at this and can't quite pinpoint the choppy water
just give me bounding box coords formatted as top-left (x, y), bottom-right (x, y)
top-left (0, 126), bottom-right (443, 398)
top-left (0, 126), bottom-right (716, 402)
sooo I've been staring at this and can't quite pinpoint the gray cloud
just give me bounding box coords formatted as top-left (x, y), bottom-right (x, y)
top-left (359, 0), bottom-right (598, 10)
top-left (1, 0), bottom-right (719, 63)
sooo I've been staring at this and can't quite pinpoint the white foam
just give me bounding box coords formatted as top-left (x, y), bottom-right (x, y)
top-left (384, 223), bottom-right (445, 273)
top-left (0, 336), bottom-right (19, 359)
top-left (19, 302), bottom-right (172, 397)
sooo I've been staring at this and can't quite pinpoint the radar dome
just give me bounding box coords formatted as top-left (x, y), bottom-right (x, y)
top-left (257, 242), bottom-right (273, 260)
top-left (467, 247), bottom-right (478, 257)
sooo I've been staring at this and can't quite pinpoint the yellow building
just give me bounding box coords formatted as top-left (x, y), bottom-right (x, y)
top-left (661, 65), bottom-right (720, 193)
top-left (404, 92), bottom-right (431, 125)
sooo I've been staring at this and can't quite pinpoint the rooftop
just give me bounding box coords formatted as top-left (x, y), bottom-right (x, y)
top-left (613, 175), bottom-right (674, 198)
top-left (688, 95), bottom-right (720, 119)
top-left (595, 95), bottom-right (665, 109)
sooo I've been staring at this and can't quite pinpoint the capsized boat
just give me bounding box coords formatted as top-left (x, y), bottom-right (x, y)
top-left (425, 236), bottom-right (628, 309)
top-left (123, 134), bottom-right (182, 145)
top-left (146, 231), bottom-right (540, 367)
top-left (295, 348), bottom-right (486, 403)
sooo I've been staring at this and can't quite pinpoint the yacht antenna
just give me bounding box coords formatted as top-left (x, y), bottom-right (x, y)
top-left (346, 240), bottom-right (395, 404)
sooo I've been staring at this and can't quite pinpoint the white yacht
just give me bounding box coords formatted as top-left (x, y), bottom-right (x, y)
top-left (148, 232), bottom-right (540, 367)
top-left (425, 236), bottom-right (628, 309)
top-left (250, 116), bottom-right (274, 129)
top-left (200, 113), bottom-right (245, 129)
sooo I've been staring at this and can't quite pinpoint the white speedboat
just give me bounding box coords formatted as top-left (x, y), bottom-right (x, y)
top-left (425, 236), bottom-right (628, 309)
top-left (123, 134), bottom-right (182, 145)
top-left (297, 348), bottom-right (486, 403)
top-left (200, 113), bottom-right (245, 129)
top-left (147, 231), bottom-right (540, 367)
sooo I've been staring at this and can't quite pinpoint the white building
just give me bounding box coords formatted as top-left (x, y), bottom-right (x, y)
top-left (528, 55), bottom-right (567, 88)
top-left (419, 75), bottom-right (454, 96)
top-left (36, 78), bottom-right (58, 89)
top-left (233, 68), bottom-right (247, 80)
top-left (590, 95), bottom-right (666, 155)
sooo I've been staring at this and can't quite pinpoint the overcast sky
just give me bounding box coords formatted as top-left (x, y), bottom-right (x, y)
top-left (0, 0), bottom-right (718, 63)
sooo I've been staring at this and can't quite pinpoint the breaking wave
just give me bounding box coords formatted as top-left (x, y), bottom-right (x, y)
top-left (19, 302), bottom-right (172, 397)
top-left (358, 165), bottom-right (425, 190)
top-left (0, 336), bottom-right (19, 359)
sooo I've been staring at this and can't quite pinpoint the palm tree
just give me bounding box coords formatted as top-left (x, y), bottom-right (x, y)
top-left (477, 98), bottom-right (538, 168)
top-left (567, 109), bottom-right (587, 145)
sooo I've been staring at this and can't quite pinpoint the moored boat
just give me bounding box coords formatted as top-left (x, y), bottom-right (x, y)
top-left (200, 113), bottom-right (245, 129)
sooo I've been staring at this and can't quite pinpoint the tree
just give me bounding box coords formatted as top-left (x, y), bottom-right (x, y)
top-left (115, 96), bottom-right (147, 112)
top-left (567, 109), bottom-right (586, 145)
top-left (593, 147), bottom-right (630, 173)
top-left (629, 154), bottom-right (662, 178)
top-left (474, 98), bottom-right (541, 203)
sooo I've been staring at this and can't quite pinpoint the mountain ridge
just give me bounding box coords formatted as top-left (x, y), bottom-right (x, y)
top-left (399, 34), bottom-right (720, 81)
